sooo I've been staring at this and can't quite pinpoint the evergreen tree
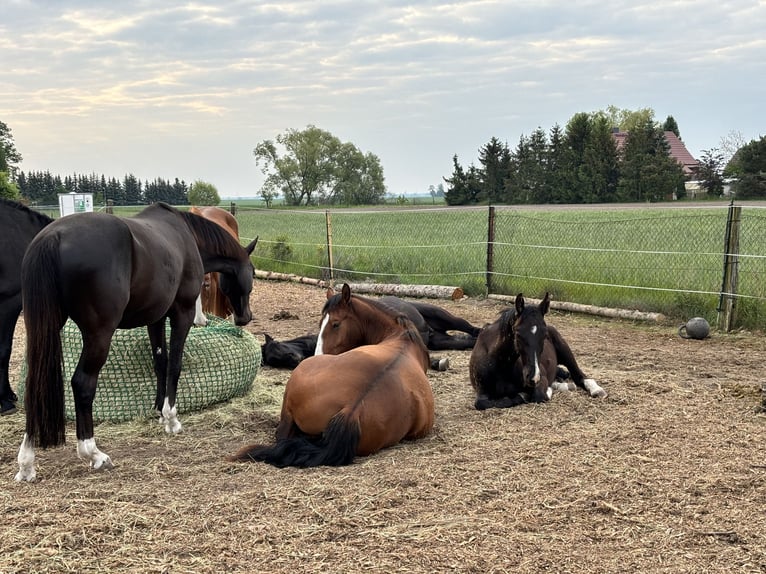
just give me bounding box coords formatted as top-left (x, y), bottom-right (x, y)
top-left (478, 137), bottom-right (510, 203)
top-left (732, 136), bottom-right (766, 198)
top-left (697, 148), bottom-right (725, 196)
top-left (444, 155), bottom-right (483, 205)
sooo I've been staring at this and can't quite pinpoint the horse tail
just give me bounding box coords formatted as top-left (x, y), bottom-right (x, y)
top-left (228, 410), bottom-right (360, 468)
top-left (22, 235), bottom-right (67, 448)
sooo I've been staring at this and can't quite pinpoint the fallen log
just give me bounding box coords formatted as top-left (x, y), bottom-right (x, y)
top-left (253, 272), bottom-right (464, 300)
top-left (487, 293), bottom-right (666, 322)
top-left (254, 269), bottom-right (328, 288)
top-left (345, 283), bottom-right (465, 300)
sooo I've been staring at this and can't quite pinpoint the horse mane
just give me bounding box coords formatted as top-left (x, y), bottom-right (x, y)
top-left (177, 207), bottom-right (244, 259)
top-left (0, 197), bottom-right (54, 227)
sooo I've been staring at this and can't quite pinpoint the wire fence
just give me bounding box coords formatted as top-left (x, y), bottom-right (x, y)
top-left (233, 203), bottom-right (766, 331)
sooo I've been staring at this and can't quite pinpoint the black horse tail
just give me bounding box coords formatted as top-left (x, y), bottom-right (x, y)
top-left (22, 235), bottom-right (67, 448)
top-left (228, 410), bottom-right (360, 468)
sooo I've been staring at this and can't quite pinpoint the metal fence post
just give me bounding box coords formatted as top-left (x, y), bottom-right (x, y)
top-left (717, 202), bottom-right (741, 332)
top-left (486, 205), bottom-right (495, 295)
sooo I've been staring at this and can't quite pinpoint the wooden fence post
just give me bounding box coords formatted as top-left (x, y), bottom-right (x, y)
top-left (325, 210), bottom-right (334, 284)
top-left (717, 203), bottom-right (741, 332)
top-left (229, 202), bottom-right (237, 216)
top-left (486, 206), bottom-right (495, 295)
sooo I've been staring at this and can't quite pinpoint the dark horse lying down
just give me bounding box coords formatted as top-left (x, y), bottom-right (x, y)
top-left (469, 293), bottom-right (607, 410)
top-left (15, 203), bottom-right (257, 481)
top-left (0, 198), bottom-right (53, 415)
top-left (261, 290), bottom-right (481, 369)
top-left (231, 283), bottom-right (433, 467)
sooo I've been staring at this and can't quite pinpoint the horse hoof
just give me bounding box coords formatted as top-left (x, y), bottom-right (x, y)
top-left (584, 379), bottom-right (608, 398)
top-left (14, 469), bottom-right (36, 482)
top-left (1, 404), bottom-right (18, 416)
top-left (437, 358), bottom-right (449, 371)
top-left (92, 455), bottom-right (114, 471)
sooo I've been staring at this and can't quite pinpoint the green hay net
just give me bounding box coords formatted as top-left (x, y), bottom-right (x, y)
top-left (19, 315), bottom-right (261, 423)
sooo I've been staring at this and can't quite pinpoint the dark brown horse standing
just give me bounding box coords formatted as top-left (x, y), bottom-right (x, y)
top-left (469, 293), bottom-right (607, 410)
top-left (229, 283), bottom-right (434, 467)
top-left (189, 206), bottom-right (245, 321)
top-left (16, 202), bottom-right (257, 482)
top-left (0, 198), bottom-right (53, 415)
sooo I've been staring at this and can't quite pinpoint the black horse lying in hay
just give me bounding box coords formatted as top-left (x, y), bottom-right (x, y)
top-left (469, 292), bottom-right (607, 410)
top-left (262, 293), bottom-right (482, 371)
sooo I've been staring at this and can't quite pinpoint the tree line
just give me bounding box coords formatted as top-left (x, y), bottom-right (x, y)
top-left (444, 108), bottom-right (688, 205)
top-left (14, 171), bottom-right (191, 206)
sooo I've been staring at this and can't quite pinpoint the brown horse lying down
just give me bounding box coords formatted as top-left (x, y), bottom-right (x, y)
top-left (189, 206), bottom-right (245, 322)
top-left (229, 283), bottom-right (434, 467)
top-left (469, 293), bottom-right (607, 410)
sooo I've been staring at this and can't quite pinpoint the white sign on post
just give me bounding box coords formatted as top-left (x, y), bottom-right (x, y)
top-left (58, 193), bottom-right (94, 217)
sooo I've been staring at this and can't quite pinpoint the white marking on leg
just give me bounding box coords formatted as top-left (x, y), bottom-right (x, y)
top-left (15, 433), bottom-right (37, 482)
top-left (314, 314), bottom-right (329, 355)
top-left (161, 397), bottom-right (183, 434)
top-left (193, 294), bottom-right (207, 327)
top-left (77, 438), bottom-right (114, 471)
top-left (545, 386), bottom-right (553, 400)
top-left (584, 378), bottom-right (608, 398)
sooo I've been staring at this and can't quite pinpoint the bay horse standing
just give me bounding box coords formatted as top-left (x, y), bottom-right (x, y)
top-left (229, 283), bottom-right (434, 467)
top-left (0, 198), bottom-right (53, 415)
top-left (16, 202), bottom-right (257, 482)
top-left (189, 206), bottom-right (244, 322)
top-left (469, 293), bottom-right (607, 410)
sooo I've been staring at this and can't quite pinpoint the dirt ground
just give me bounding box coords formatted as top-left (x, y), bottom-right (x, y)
top-left (1, 280), bottom-right (765, 574)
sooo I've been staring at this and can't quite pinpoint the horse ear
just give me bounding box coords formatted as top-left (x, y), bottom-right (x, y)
top-left (264, 333), bottom-right (274, 343)
top-left (326, 287), bottom-right (335, 299)
top-left (341, 283), bottom-right (352, 303)
top-left (245, 236), bottom-right (258, 255)
top-left (514, 293), bottom-right (525, 315)
top-left (540, 292), bottom-right (551, 315)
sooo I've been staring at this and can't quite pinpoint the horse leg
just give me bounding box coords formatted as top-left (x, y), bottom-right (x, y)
top-left (0, 299), bottom-right (22, 415)
top-left (417, 305), bottom-right (482, 337)
top-left (475, 393), bottom-right (528, 410)
top-left (427, 331), bottom-right (477, 351)
top-left (548, 326), bottom-right (607, 398)
top-left (193, 293), bottom-right (207, 327)
top-left (146, 319), bottom-right (176, 433)
top-left (72, 332), bottom-right (114, 471)
top-left (161, 313), bottom-right (194, 434)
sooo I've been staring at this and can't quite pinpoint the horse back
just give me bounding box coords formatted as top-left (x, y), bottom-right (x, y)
top-left (283, 347), bottom-right (434, 455)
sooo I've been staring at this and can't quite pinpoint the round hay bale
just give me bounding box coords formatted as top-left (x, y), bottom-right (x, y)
top-left (19, 315), bottom-right (260, 423)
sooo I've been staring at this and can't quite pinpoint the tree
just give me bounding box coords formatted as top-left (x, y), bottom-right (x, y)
top-left (0, 120), bottom-right (22, 179)
top-left (616, 117), bottom-right (685, 202)
top-left (662, 115), bottom-right (680, 138)
top-left (697, 148), bottom-right (725, 196)
top-left (731, 136), bottom-right (766, 198)
top-left (444, 155), bottom-right (482, 205)
top-left (0, 171), bottom-right (20, 200)
top-left (188, 180), bottom-right (221, 206)
top-left (477, 137), bottom-right (510, 203)
top-left (253, 125), bottom-right (386, 206)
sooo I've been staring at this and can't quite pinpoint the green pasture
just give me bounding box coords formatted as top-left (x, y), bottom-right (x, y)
top-left (234, 205), bottom-right (766, 330)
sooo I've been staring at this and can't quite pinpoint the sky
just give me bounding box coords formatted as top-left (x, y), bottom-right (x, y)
top-left (2, 1), bottom-right (765, 199)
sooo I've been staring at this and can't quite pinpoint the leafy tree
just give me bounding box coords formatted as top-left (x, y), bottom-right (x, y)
top-left (0, 171), bottom-right (20, 200)
top-left (253, 125), bottom-right (385, 206)
top-left (188, 180), bottom-right (221, 206)
top-left (697, 148), bottom-right (725, 196)
top-left (579, 115), bottom-right (620, 202)
top-left (731, 136), bottom-right (766, 198)
top-left (719, 130), bottom-right (747, 174)
top-left (0, 120), bottom-right (22, 179)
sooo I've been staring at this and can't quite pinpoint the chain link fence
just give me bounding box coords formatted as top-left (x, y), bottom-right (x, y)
top-left (234, 203), bottom-right (766, 331)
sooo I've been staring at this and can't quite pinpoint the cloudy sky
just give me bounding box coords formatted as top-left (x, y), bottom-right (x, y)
top-left (2, 1), bottom-right (764, 199)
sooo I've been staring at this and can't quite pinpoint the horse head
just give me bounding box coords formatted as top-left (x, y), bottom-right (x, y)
top-left (512, 292), bottom-right (550, 388)
top-left (315, 283), bottom-right (366, 355)
top-left (218, 237), bottom-right (258, 326)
